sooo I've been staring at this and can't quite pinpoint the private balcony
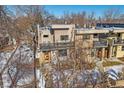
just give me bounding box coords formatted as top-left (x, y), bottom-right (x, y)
top-left (93, 40), bottom-right (108, 48)
top-left (40, 42), bottom-right (75, 51)
top-left (113, 39), bottom-right (124, 46)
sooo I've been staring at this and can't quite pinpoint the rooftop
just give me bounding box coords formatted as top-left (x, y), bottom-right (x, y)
top-left (96, 23), bottom-right (124, 28)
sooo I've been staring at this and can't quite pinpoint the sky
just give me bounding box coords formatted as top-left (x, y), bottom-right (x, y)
top-left (44, 5), bottom-right (124, 17)
top-left (7, 5), bottom-right (124, 18)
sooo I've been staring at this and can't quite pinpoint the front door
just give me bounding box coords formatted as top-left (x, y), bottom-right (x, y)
top-left (112, 46), bottom-right (117, 57)
top-left (105, 48), bottom-right (109, 58)
top-left (96, 48), bottom-right (102, 59)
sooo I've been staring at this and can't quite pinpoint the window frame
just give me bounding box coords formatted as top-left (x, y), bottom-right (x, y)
top-left (58, 49), bottom-right (67, 57)
top-left (60, 35), bottom-right (69, 41)
top-left (93, 34), bottom-right (99, 38)
top-left (83, 34), bottom-right (90, 40)
top-left (43, 35), bottom-right (49, 38)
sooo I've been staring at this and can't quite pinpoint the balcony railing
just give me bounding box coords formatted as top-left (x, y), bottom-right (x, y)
top-left (113, 39), bottom-right (124, 45)
top-left (93, 40), bottom-right (108, 48)
top-left (40, 42), bottom-right (75, 51)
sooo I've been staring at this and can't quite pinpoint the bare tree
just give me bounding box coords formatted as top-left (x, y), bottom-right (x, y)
top-left (7, 46), bottom-right (34, 88)
top-left (103, 8), bottom-right (121, 23)
top-left (0, 45), bottom-right (18, 87)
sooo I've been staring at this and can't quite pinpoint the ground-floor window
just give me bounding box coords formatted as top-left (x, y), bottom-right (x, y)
top-left (122, 46), bottom-right (124, 51)
top-left (58, 49), bottom-right (67, 57)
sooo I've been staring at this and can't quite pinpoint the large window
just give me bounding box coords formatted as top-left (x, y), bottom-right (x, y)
top-left (59, 49), bottom-right (67, 57)
top-left (93, 34), bottom-right (99, 38)
top-left (43, 35), bottom-right (49, 38)
top-left (60, 35), bottom-right (69, 41)
top-left (83, 34), bottom-right (90, 40)
top-left (122, 46), bottom-right (124, 51)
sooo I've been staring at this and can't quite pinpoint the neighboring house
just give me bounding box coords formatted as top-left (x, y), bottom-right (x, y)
top-left (76, 27), bottom-right (124, 60)
top-left (37, 23), bottom-right (124, 64)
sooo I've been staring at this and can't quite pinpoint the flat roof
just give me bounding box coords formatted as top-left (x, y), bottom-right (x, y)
top-left (51, 24), bottom-right (75, 29)
top-left (96, 23), bottom-right (124, 28)
top-left (76, 27), bottom-right (124, 34)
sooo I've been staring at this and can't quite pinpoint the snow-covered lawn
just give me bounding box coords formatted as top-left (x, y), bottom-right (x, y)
top-left (0, 44), bottom-right (34, 88)
top-left (41, 62), bottom-right (124, 87)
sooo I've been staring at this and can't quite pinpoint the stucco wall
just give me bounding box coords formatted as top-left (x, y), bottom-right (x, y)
top-left (121, 33), bottom-right (124, 39)
top-left (54, 28), bottom-right (75, 43)
top-left (40, 30), bottom-right (53, 44)
top-left (116, 46), bottom-right (124, 57)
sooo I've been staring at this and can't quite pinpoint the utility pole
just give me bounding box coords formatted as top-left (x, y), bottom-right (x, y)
top-left (32, 24), bottom-right (39, 88)
top-left (33, 35), bottom-right (37, 88)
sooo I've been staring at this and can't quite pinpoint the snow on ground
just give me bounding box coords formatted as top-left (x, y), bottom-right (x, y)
top-left (2, 44), bottom-right (124, 87)
top-left (105, 65), bottom-right (124, 73)
top-left (0, 43), bottom-right (34, 87)
top-left (36, 69), bottom-right (45, 88)
top-left (0, 51), bottom-right (13, 72)
top-left (41, 62), bottom-right (124, 87)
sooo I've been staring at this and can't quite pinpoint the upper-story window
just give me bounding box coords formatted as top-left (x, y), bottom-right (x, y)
top-left (83, 34), bottom-right (90, 40)
top-left (60, 35), bottom-right (69, 41)
top-left (43, 35), bottom-right (49, 38)
top-left (93, 34), bottom-right (99, 38)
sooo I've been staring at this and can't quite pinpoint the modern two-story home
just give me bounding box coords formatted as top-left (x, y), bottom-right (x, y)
top-left (37, 23), bottom-right (124, 64)
top-left (37, 24), bottom-right (75, 64)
